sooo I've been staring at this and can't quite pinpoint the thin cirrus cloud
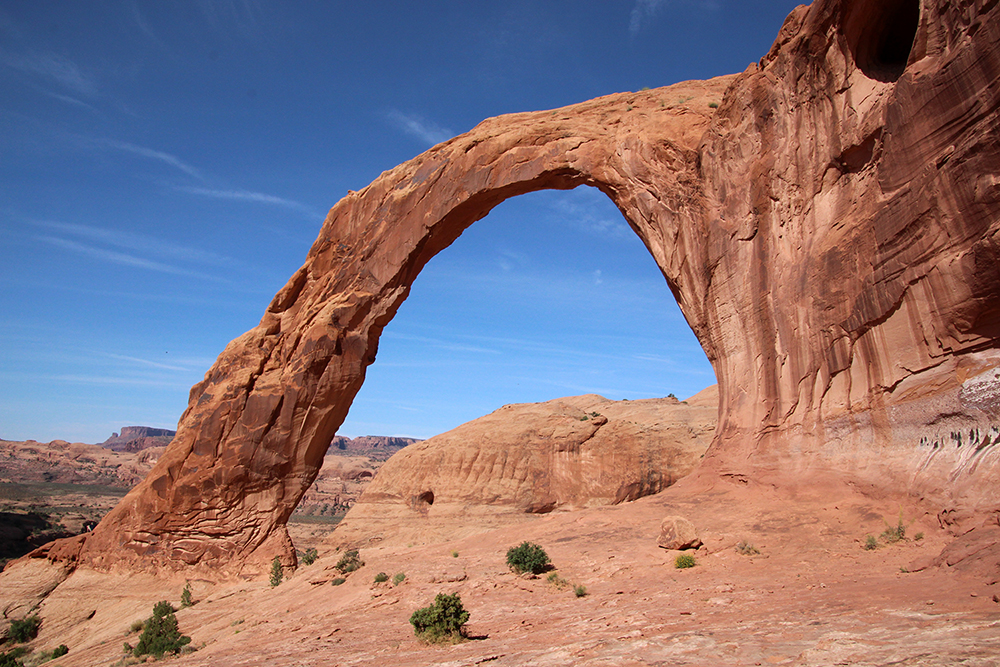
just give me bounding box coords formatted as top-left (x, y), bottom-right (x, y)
top-left (176, 187), bottom-right (323, 219)
top-left (35, 235), bottom-right (224, 282)
top-left (386, 110), bottom-right (454, 147)
top-left (31, 219), bottom-right (239, 268)
top-left (2, 50), bottom-right (97, 97)
top-left (101, 140), bottom-right (206, 181)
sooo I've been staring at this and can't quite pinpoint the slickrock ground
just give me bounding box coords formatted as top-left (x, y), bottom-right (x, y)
top-left (331, 389), bottom-right (717, 549)
top-left (5, 479), bottom-right (999, 666)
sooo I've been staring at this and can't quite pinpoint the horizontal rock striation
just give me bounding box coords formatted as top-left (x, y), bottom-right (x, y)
top-left (44, 0), bottom-right (999, 577)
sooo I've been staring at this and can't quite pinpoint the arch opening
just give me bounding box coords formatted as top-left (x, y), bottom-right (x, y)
top-left (844, 0), bottom-right (920, 82)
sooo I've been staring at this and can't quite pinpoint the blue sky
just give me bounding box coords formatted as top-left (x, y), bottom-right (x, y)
top-left (1, 1), bottom-right (802, 443)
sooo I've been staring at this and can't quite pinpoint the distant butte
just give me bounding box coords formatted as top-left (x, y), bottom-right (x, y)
top-left (18, 0), bottom-right (1000, 579)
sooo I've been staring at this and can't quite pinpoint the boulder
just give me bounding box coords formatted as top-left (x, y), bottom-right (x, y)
top-left (657, 516), bottom-right (702, 551)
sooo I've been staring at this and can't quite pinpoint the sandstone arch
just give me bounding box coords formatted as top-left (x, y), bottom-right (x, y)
top-left (69, 0), bottom-right (999, 577)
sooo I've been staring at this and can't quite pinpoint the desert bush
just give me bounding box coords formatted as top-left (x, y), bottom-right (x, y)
top-left (863, 534), bottom-right (878, 550)
top-left (335, 549), bottom-right (364, 574)
top-left (546, 572), bottom-right (569, 589)
top-left (269, 557), bottom-right (284, 587)
top-left (506, 542), bottom-right (550, 575)
top-left (300, 548), bottom-right (318, 566)
top-left (374, 572), bottom-right (389, 583)
top-left (51, 644), bottom-right (69, 658)
top-left (129, 619), bottom-right (144, 634)
top-left (180, 582), bottom-right (193, 608)
top-left (393, 572), bottom-right (406, 586)
top-left (451, 550), bottom-right (459, 558)
top-left (8, 616), bottom-right (40, 643)
top-left (914, 531), bottom-right (924, 541)
top-left (132, 601), bottom-right (191, 659)
top-left (0, 650), bottom-right (24, 667)
top-left (574, 584), bottom-right (588, 598)
top-left (409, 593), bottom-right (469, 643)
top-left (735, 541), bottom-right (760, 555)
top-left (674, 554), bottom-right (696, 569)
top-left (708, 102), bottom-right (719, 108)
top-left (331, 577), bottom-right (346, 586)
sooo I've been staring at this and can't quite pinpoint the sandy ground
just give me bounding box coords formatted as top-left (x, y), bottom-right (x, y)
top-left (6, 475), bottom-right (999, 667)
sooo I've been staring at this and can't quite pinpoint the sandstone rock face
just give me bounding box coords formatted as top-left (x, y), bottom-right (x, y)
top-left (330, 390), bottom-right (717, 548)
top-left (60, 0), bottom-right (998, 577)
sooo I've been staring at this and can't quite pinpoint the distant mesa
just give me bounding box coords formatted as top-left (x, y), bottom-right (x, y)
top-left (100, 426), bottom-right (175, 453)
top-left (328, 435), bottom-right (420, 459)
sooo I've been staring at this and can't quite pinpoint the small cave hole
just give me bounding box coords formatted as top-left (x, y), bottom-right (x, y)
top-left (845, 0), bottom-right (920, 82)
top-left (417, 490), bottom-right (434, 506)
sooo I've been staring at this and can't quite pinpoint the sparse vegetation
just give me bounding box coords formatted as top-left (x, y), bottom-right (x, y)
top-left (735, 540), bottom-right (760, 555)
top-left (864, 534), bottom-right (879, 551)
top-left (574, 584), bottom-right (588, 598)
top-left (131, 601), bottom-right (191, 659)
top-left (881, 510), bottom-right (911, 544)
top-left (546, 572), bottom-right (569, 589)
top-left (180, 582), bottom-right (193, 608)
top-left (708, 102), bottom-right (719, 109)
top-left (129, 619), bottom-right (144, 634)
top-left (451, 550), bottom-right (459, 558)
top-left (0, 647), bottom-right (28, 667)
top-left (675, 553), bottom-right (697, 569)
top-left (335, 549), bottom-right (364, 574)
top-left (300, 547), bottom-right (318, 566)
top-left (374, 572), bottom-right (389, 583)
top-left (914, 532), bottom-right (924, 541)
top-left (331, 577), bottom-right (346, 586)
top-left (409, 593), bottom-right (470, 644)
top-left (506, 541), bottom-right (550, 575)
top-left (7, 616), bottom-right (40, 643)
top-left (269, 557), bottom-right (284, 587)
top-left (393, 572), bottom-right (406, 586)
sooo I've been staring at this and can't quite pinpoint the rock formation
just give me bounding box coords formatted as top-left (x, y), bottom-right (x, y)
top-left (35, 0), bottom-right (998, 577)
top-left (328, 435), bottom-right (419, 459)
top-left (331, 389), bottom-right (717, 548)
top-left (100, 426), bottom-right (176, 453)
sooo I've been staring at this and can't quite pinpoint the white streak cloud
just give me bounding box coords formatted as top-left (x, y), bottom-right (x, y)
top-left (177, 186), bottom-right (322, 218)
top-left (3, 51), bottom-right (97, 97)
top-left (386, 110), bottom-right (454, 146)
top-left (36, 235), bottom-right (222, 281)
top-left (629, 0), bottom-right (667, 36)
top-left (102, 140), bottom-right (205, 181)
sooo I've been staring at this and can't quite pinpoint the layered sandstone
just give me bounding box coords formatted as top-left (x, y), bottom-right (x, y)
top-left (34, 0), bottom-right (997, 576)
top-left (331, 389), bottom-right (717, 547)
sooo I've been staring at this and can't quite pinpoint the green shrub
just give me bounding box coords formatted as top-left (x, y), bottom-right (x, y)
top-left (331, 577), bottom-right (346, 586)
top-left (393, 572), bottom-right (406, 586)
top-left (52, 644), bottom-right (69, 658)
top-left (451, 550), bottom-right (459, 558)
top-left (506, 542), bottom-right (550, 575)
top-left (674, 554), bottom-right (696, 569)
top-left (132, 601), bottom-right (191, 659)
top-left (708, 102), bottom-right (719, 109)
top-left (546, 572), bottom-right (568, 589)
top-left (374, 572), bottom-right (389, 583)
top-left (8, 616), bottom-right (40, 643)
top-left (914, 531), bottom-right (924, 541)
top-left (300, 548), bottom-right (318, 566)
top-left (0, 648), bottom-right (28, 667)
top-left (180, 582), bottom-right (193, 608)
top-left (269, 557), bottom-right (284, 587)
top-left (574, 584), bottom-right (588, 598)
top-left (409, 593), bottom-right (469, 643)
top-left (863, 534), bottom-right (878, 551)
top-left (335, 549), bottom-right (364, 574)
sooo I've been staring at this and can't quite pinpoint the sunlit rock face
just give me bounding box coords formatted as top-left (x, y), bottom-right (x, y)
top-left (49, 0), bottom-right (998, 577)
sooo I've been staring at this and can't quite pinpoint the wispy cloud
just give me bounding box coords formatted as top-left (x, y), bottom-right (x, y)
top-left (176, 186), bottom-right (322, 218)
top-left (36, 235), bottom-right (223, 281)
top-left (547, 189), bottom-right (631, 239)
top-left (31, 220), bottom-right (238, 268)
top-left (101, 352), bottom-right (190, 372)
top-left (126, 1), bottom-right (170, 54)
top-left (37, 88), bottom-right (100, 113)
top-left (101, 140), bottom-right (205, 181)
top-left (629, 0), bottom-right (667, 36)
top-left (386, 110), bottom-right (454, 146)
top-left (2, 50), bottom-right (97, 97)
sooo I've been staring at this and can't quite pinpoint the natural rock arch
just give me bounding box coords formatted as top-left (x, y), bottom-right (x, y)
top-left (63, 0), bottom-right (999, 577)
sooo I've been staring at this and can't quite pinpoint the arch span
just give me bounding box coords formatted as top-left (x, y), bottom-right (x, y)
top-left (76, 77), bottom-right (735, 575)
top-left (69, 0), bottom-right (1000, 577)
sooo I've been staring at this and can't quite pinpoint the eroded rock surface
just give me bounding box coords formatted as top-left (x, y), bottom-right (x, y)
top-left (42, 0), bottom-right (999, 576)
top-left (331, 389), bottom-right (716, 548)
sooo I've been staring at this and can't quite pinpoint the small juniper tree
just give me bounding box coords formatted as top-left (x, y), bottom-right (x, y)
top-left (506, 542), bottom-right (550, 575)
top-left (409, 593), bottom-right (470, 643)
top-left (180, 582), bottom-right (193, 608)
top-left (132, 601), bottom-right (191, 659)
top-left (269, 557), bottom-right (284, 587)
